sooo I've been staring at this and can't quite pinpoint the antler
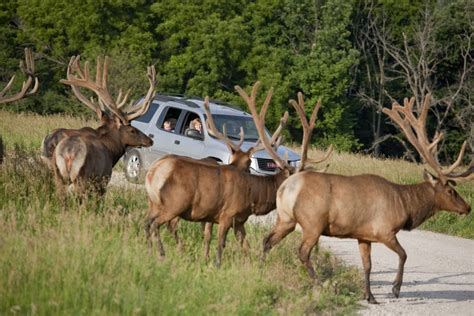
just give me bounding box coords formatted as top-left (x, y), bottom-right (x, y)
top-left (204, 96), bottom-right (245, 152)
top-left (235, 81), bottom-right (291, 170)
top-left (60, 55), bottom-right (156, 124)
top-left (289, 92), bottom-right (333, 172)
top-left (0, 48), bottom-right (39, 103)
top-left (383, 94), bottom-right (470, 182)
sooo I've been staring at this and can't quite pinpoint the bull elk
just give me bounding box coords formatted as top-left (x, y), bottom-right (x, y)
top-left (51, 56), bottom-right (154, 195)
top-left (145, 82), bottom-right (326, 266)
top-left (0, 48), bottom-right (39, 164)
top-left (262, 94), bottom-right (472, 304)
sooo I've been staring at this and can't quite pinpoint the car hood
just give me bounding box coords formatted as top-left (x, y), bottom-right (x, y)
top-left (238, 142), bottom-right (300, 161)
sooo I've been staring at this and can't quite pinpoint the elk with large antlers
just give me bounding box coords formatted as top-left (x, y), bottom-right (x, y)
top-left (51, 56), bottom-right (154, 195)
top-left (145, 82), bottom-right (327, 266)
top-left (262, 94), bottom-right (472, 304)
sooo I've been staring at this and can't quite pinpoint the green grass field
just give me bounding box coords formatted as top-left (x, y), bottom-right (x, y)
top-left (0, 109), bottom-right (472, 314)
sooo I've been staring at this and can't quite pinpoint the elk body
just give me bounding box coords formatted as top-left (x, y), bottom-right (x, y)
top-left (145, 152), bottom-right (289, 266)
top-left (51, 56), bottom-right (155, 195)
top-left (262, 95), bottom-right (472, 304)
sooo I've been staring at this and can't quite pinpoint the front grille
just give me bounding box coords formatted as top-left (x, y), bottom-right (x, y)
top-left (256, 158), bottom-right (278, 172)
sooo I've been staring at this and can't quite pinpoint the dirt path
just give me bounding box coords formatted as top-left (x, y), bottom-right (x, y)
top-left (111, 172), bottom-right (474, 315)
top-left (320, 230), bottom-right (474, 315)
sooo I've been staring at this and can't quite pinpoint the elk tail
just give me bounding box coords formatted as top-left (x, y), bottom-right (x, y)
top-left (55, 136), bottom-right (87, 183)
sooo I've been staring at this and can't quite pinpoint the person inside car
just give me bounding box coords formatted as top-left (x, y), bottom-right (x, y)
top-left (189, 118), bottom-right (202, 134)
top-left (163, 118), bottom-right (177, 132)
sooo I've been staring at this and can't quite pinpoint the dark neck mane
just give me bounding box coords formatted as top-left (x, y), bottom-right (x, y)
top-left (396, 182), bottom-right (436, 230)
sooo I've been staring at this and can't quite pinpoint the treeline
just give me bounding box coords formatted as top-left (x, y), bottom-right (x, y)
top-left (0, 0), bottom-right (472, 161)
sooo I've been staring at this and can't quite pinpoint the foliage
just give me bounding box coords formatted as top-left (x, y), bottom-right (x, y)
top-left (0, 0), bottom-right (471, 159)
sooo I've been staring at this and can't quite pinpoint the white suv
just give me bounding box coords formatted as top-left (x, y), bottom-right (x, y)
top-left (123, 94), bottom-right (300, 182)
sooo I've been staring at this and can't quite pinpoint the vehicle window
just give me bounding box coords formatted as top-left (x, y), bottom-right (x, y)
top-left (158, 107), bottom-right (181, 133)
top-left (209, 114), bottom-right (269, 142)
top-left (134, 101), bottom-right (159, 123)
top-left (182, 111), bottom-right (203, 139)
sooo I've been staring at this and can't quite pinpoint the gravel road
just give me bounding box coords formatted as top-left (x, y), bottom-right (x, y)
top-left (320, 230), bottom-right (474, 315)
top-left (111, 172), bottom-right (474, 315)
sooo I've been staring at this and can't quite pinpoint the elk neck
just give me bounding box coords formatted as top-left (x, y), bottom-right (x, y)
top-left (248, 172), bottom-right (288, 216)
top-left (99, 129), bottom-right (128, 165)
top-left (395, 181), bottom-right (436, 230)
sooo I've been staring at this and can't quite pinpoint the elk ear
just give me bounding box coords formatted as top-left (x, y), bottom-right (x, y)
top-left (447, 179), bottom-right (457, 187)
top-left (113, 116), bottom-right (122, 128)
top-left (226, 144), bottom-right (237, 155)
top-left (423, 170), bottom-right (438, 186)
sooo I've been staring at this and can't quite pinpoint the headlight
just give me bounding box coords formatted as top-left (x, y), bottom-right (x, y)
top-left (289, 160), bottom-right (301, 168)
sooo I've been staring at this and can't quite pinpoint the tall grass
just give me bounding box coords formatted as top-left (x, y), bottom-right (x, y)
top-left (0, 146), bottom-right (362, 315)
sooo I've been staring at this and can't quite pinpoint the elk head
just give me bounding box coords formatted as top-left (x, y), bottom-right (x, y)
top-left (60, 55), bottom-right (155, 149)
top-left (384, 95), bottom-right (472, 215)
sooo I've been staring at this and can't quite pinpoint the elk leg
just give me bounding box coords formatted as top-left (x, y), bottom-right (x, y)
top-left (234, 223), bottom-right (250, 256)
top-left (358, 240), bottom-right (377, 304)
top-left (262, 217), bottom-right (296, 261)
top-left (146, 212), bottom-right (178, 260)
top-left (298, 230), bottom-right (321, 279)
top-left (203, 222), bottom-right (213, 261)
top-left (167, 217), bottom-right (182, 250)
top-left (382, 236), bottom-right (407, 298)
top-left (215, 218), bottom-right (232, 268)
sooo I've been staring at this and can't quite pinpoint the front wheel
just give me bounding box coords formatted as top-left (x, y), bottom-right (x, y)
top-left (124, 149), bottom-right (145, 183)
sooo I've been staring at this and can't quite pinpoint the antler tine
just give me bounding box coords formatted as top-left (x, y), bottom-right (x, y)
top-left (0, 76), bottom-right (16, 98)
top-left (444, 141), bottom-right (468, 175)
top-left (235, 82), bottom-right (289, 170)
top-left (289, 93), bottom-right (327, 172)
top-left (447, 160), bottom-right (474, 182)
top-left (0, 48), bottom-right (39, 103)
top-left (270, 111), bottom-right (289, 145)
top-left (125, 65), bottom-right (156, 122)
top-left (61, 56), bottom-right (104, 120)
top-left (203, 96), bottom-right (242, 152)
top-left (382, 94), bottom-right (460, 180)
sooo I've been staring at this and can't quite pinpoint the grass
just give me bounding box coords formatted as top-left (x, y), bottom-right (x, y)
top-left (0, 146), bottom-right (362, 315)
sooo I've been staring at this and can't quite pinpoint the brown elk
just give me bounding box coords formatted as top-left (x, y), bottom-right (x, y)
top-left (41, 56), bottom-right (133, 166)
top-left (145, 82), bottom-right (330, 266)
top-left (262, 94), bottom-right (472, 304)
top-left (51, 56), bottom-right (154, 195)
top-left (0, 48), bottom-right (39, 164)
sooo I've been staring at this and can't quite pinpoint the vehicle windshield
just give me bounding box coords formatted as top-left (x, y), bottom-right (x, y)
top-left (208, 114), bottom-right (270, 142)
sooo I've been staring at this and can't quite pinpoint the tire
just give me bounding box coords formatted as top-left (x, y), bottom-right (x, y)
top-left (124, 149), bottom-right (145, 183)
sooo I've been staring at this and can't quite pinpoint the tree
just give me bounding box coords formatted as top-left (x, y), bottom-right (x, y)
top-left (292, 0), bottom-right (360, 150)
top-left (354, 0), bottom-right (473, 162)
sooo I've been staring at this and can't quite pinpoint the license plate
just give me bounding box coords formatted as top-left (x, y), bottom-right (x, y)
top-left (266, 161), bottom-right (277, 169)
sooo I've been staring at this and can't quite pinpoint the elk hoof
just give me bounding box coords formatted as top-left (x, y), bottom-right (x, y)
top-left (392, 285), bottom-right (401, 298)
top-left (366, 294), bottom-right (378, 304)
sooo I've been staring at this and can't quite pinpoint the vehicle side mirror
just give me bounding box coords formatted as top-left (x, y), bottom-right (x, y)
top-left (185, 129), bottom-right (203, 140)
